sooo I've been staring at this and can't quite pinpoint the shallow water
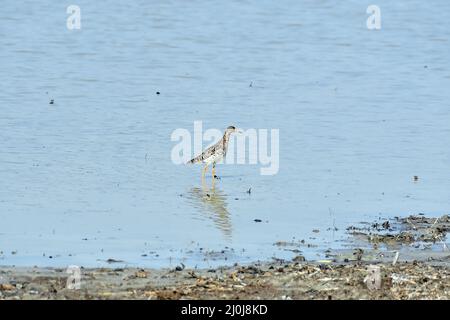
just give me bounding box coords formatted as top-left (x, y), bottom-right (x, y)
top-left (1, 0), bottom-right (449, 268)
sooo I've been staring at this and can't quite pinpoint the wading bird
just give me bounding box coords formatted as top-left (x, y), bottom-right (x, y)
top-left (187, 126), bottom-right (239, 181)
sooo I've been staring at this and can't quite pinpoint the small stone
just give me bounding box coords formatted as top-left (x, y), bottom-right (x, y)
top-left (0, 284), bottom-right (15, 291)
top-left (292, 255), bottom-right (306, 263)
top-left (175, 263), bottom-right (185, 271)
top-left (135, 270), bottom-right (148, 278)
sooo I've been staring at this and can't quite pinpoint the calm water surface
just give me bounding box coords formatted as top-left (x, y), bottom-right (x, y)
top-left (1, 0), bottom-right (449, 267)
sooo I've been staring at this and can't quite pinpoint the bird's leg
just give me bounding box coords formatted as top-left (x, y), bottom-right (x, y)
top-left (210, 163), bottom-right (217, 189)
top-left (201, 164), bottom-right (209, 184)
top-left (212, 163), bottom-right (216, 179)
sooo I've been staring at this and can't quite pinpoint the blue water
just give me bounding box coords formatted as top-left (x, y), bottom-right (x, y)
top-left (1, 0), bottom-right (449, 268)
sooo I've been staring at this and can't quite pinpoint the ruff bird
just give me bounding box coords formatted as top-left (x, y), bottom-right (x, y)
top-left (187, 126), bottom-right (239, 179)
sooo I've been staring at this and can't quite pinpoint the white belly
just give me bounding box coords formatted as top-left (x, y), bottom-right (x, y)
top-left (203, 152), bottom-right (224, 164)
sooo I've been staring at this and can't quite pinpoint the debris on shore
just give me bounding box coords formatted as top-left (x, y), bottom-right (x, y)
top-left (346, 214), bottom-right (450, 245)
top-left (1, 214), bottom-right (449, 300)
top-left (0, 260), bottom-right (448, 300)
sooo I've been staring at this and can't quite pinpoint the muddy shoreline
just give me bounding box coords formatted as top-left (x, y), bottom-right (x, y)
top-left (1, 260), bottom-right (449, 300)
top-left (1, 214), bottom-right (449, 300)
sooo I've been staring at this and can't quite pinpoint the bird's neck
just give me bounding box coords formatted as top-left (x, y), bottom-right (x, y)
top-left (222, 131), bottom-right (231, 151)
top-left (223, 130), bottom-right (232, 141)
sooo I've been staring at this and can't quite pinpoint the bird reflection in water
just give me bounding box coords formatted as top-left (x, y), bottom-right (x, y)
top-left (187, 179), bottom-right (232, 239)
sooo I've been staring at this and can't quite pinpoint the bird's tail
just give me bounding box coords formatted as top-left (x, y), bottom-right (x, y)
top-left (186, 156), bottom-right (199, 165)
top-left (186, 151), bottom-right (205, 164)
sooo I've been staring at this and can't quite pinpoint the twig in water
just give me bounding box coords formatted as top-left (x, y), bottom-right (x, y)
top-left (392, 251), bottom-right (399, 265)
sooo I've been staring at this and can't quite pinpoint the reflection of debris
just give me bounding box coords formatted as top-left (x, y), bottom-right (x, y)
top-left (274, 240), bottom-right (317, 249)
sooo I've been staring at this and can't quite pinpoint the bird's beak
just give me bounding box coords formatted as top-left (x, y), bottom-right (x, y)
top-left (236, 128), bottom-right (244, 134)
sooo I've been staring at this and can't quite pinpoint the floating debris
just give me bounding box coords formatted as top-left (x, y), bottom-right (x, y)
top-left (106, 258), bottom-right (124, 264)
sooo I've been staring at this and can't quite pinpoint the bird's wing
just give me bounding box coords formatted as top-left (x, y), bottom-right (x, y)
top-left (186, 139), bottom-right (223, 164)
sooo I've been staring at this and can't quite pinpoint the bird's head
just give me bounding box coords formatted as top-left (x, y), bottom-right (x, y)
top-left (226, 126), bottom-right (243, 135)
